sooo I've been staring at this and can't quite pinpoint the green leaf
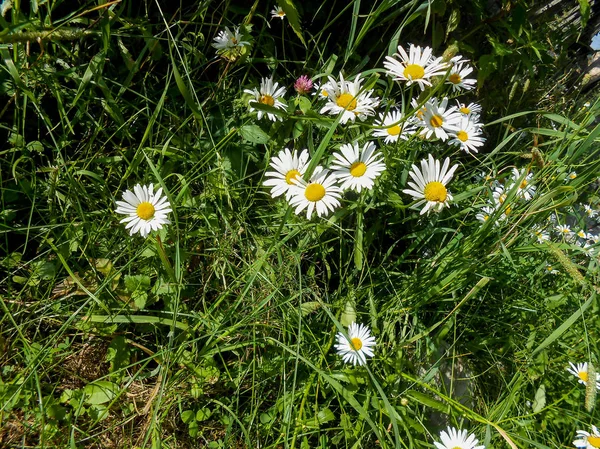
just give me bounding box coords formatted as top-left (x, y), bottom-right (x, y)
top-left (300, 301), bottom-right (321, 316)
top-left (276, 0), bottom-right (306, 46)
top-left (106, 336), bottom-right (131, 381)
top-left (124, 274), bottom-right (151, 293)
top-left (296, 96), bottom-right (312, 114)
top-left (578, 0), bottom-right (590, 29)
top-left (340, 301), bottom-right (356, 327)
top-left (487, 35), bottom-right (513, 56)
top-left (196, 407), bottom-right (212, 422)
top-left (83, 381), bottom-right (119, 405)
top-left (132, 291), bottom-right (148, 310)
top-left (532, 384), bottom-right (546, 413)
top-left (181, 410), bottom-right (195, 424)
top-left (239, 125), bottom-right (270, 144)
top-left (477, 54), bottom-right (497, 86)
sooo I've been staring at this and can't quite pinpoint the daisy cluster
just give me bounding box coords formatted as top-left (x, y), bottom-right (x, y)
top-left (567, 362), bottom-right (600, 449)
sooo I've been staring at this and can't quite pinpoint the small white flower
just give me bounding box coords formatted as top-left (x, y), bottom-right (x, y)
top-left (546, 265), bottom-right (559, 275)
top-left (511, 168), bottom-right (536, 201)
top-left (577, 229), bottom-right (588, 239)
top-left (331, 141), bottom-right (386, 192)
top-left (212, 26), bottom-right (250, 52)
top-left (491, 186), bottom-right (511, 219)
top-left (434, 427), bottom-right (484, 449)
top-left (555, 224), bottom-right (573, 238)
top-left (476, 205), bottom-right (496, 223)
top-left (288, 167), bottom-right (342, 219)
top-left (264, 148), bottom-right (310, 199)
top-left (270, 6), bottom-right (286, 19)
top-left (533, 228), bottom-right (550, 243)
top-left (319, 73), bottom-right (380, 124)
top-left (334, 322), bottom-right (376, 366)
top-left (567, 362), bottom-right (600, 390)
top-left (456, 101), bottom-right (482, 116)
top-left (582, 243), bottom-right (597, 257)
top-left (567, 171), bottom-right (577, 181)
top-left (402, 154), bottom-right (458, 215)
top-left (574, 425), bottom-right (600, 449)
top-left (372, 110), bottom-right (416, 143)
top-left (590, 234), bottom-right (600, 244)
top-left (449, 116), bottom-right (486, 154)
top-left (312, 80), bottom-right (334, 99)
top-left (244, 77), bottom-right (287, 122)
top-left (384, 44), bottom-right (449, 91)
top-left (583, 204), bottom-right (597, 218)
top-left (418, 97), bottom-right (462, 141)
top-left (446, 62), bottom-right (476, 91)
top-left (115, 184), bottom-right (172, 238)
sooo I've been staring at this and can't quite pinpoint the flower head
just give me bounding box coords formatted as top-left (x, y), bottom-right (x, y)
top-left (288, 167), bottom-right (342, 219)
top-left (511, 168), bottom-right (536, 201)
top-left (402, 154), bottom-right (458, 215)
top-left (372, 110), bottom-right (416, 143)
top-left (270, 6), bottom-right (286, 19)
top-left (446, 62), bottom-right (476, 91)
top-left (212, 26), bottom-right (250, 53)
top-left (568, 362), bottom-right (600, 389)
top-left (319, 73), bottom-right (380, 124)
top-left (555, 224), bottom-right (573, 238)
top-left (334, 322), bottom-right (376, 366)
top-left (244, 77), bottom-right (287, 121)
top-left (417, 97), bottom-right (462, 141)
top-left (449, 116), bottom-right (486, 154)
top-left (533, 228), bottom-right (550, 243)
top-left (115, 184), bottom-right (172, 238)
top-left (294, 75), bottom-right (313, 95)
top-left (456, 101), bottom-right (482, 117)
top-left (583, 204), bottom-right (597, 218)
top-left (264, 148), bottom-right (310, 199)
top-left (331, 141), bottom-right (386, 192)
top-left (574, 426), bottom-right (600, 449)
top-left (476, 205), bottom-right (496, 223)
top-left (434, 427), bottom-right (484, 449)
top-left (384, 44), bottom-right (449, 90)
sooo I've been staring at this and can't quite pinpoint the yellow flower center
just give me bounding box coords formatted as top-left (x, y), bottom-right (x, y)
top-left (336, 93), bottom-right (357, 111)
top-left (231, 38), bottom-right (238, 45)
top-left (587, 436), bottom-right (600, 448)
top-left (449, 73), bottom-right (462, 84)
top-left (387, 125), bottom-right (401, 136)
top-left (349, 161), bottom-right (367, 178)
top-left (304, 183), bottom-right (326, 202)
top-left (285, 169), bottom-right (301, 185)
top-left (423, 181), bottom-right (447, 203)
top-left (504, 205), bottom-right (512, 216)
top-left (452, 446), bottom-right (463, 449)
top-left (321, 90), bottom-right (328, 97)
top-left (350, 337), bottom-right (363, 351)
top-left (456, 131), bottom-right (469, 142)
top-left (260, 95), bottom-right (275, 106)
top-left (579, 371), bottom-right (589, 382)
top-left (136, 202), bottom-right (155, 220)
top-left (498, 193), bottom-right (506, 204)
top-left (460, 106), bottom-right (471, 114)
top-left (483, 215), bottom-right (489, 221)
top-left (278, 10), bottom-right (285, 16)
top-left (520, 179), bottom-right (528, 189)
top-left (569, 173), bottom-right (577, 179)
top-left (430, 114), bottom-right (443, 128)
top-left (403, 64), bottom-right (425, 80)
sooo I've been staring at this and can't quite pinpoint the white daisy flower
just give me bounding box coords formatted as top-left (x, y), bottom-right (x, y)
top-left (583, 243), bottom-right (597, 257)
top-left (312, 80), bottom-right (334, 99)
top-left (476, 205), bottom-right (496, 223)
top-left (331, 141), bottom-right (386, 192)
top-left (555, 224), bottom-right (573, 238)
top-left (264, 148), bottom-right (310, 199)
top-left (583, 204), bottom-right (597, 218)
top-left (419, 97), bottom-right (462, 141)
top-left (590, 234), bottom-right (600, 244)
top-left (512, 168), bottom-right (536, 201)
top-left (115, 184), bottom-right (172, 238)
top-left (567, 362), bottom-right (600, 389)
top-left (244, 77), bottom-right (287, 122)
top-left (212, 26), bottom-right (249, 52)
top-left (402, 154), bottom-right (458, 215)
top-left (372, 110), bottom-right (416, 143)
top-left (567, 171), bottom-right (578, 181)
top-left (577, 229), bottom-right (588, 239)
top-left (334, 322), bottom-right (376, 366)
top-left (491, 186), bottom-right (511, 219)
top-left (449, 117), bottom-right (486, 154)
top-left (546, 265), bottom-right (559, 275)
top-left (446, 62), bottom-right (476, 91)
top-left (383, 44), bottom-right (449, 90)
top-left (434, 427), bottom-right (484, 449)
top-left (270, 6), bottom-right (286, 19)
top-left (456, 101), bottom-right (482, 117)
top-left (319, 73), bottom-right (380, 124)
top-left (533, 228), bottom-right (550, 243)
top-left (289, 167), bottom-right (342, 219)
top-left (574, 426), bottom-right (600, 449)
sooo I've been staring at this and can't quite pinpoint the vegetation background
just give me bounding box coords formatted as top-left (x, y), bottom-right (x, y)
top-left (1, 0), bottom-right (600, 448)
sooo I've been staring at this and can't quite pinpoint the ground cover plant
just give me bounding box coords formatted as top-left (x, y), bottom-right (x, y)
top-left (1, 0), bottom-right (600, 448)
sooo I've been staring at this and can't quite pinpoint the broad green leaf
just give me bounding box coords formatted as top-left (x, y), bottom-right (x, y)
top-left (340, 301), bottom-right (356, 327)
top-left (532, 384), bottom-right (546, 413)
top-left (83, 381), bottom-right (119, 405)
top-left (124, 274), bottom-right (151, 293)
top-left (578, 0), bottom-right (590, 29)
top-left (239, 124), bottom-right (270, 144)
top-left (276, 0), bottom-right (305, 46)
top-left (300, 301), bottom-right (321, 316)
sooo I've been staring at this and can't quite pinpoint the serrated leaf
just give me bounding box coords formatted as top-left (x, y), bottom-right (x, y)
top-left (532, 384), bottom-right (546, 412)
top-left (124, 274), bottom-right (151, 293)
top-left (94, 258), bottom-right (113, 277)
top-left (239, 125), bottom-right (270, 144)
top-left (300, 301), bottom-right (321, 316)
top-left (276, 0), bottom-right (305, 46)
top-left (83, 381), bottom-right (119, 405)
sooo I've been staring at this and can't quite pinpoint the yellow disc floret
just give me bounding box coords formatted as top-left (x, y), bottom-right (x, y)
top-left (456, 131), bottom-right (469, 142)
top-left (449, 73), bottom-right (462, 84)
top-left (424, 181), bottom-right (447, 203)
top-left (349, 162), bottom-right (367, 178)
top-left (430, 114), bottom-right (443, 128)
top-left (136, 202), bottom-right (155, 220)
top-left (285, 169), bottom-right (301, 185)
top-left (579, 371), bottom-right (589, 382)
top-left (403, 64), bottom-right (425, 80)
top-left (587, 436), bottom-right (600, 448)
top-left (260, 94), bottom-right (275, 106)
top-left (336, 93), bottom-right (357, 111)
top-left (460, 106), bottom-right (471, 114)
top-left (387, 125), bottom-right (401, 136)
top-left (305, 183), bottom-right (326, 202)
top-left (350, 337), bottom-right (363, 351)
